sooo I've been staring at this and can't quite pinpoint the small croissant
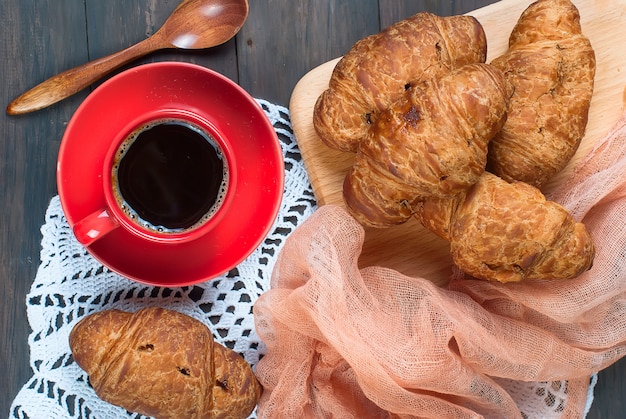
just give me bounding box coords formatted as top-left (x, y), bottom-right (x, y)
top-left (69, 307), bottom-right (261, 419)
top-left (416, 172), bottom-right (595, 283)
top-left (314, 12), bottom-right (488, 153)
top-left (343, 63), bottom-right (511, 228)
top-left (487, 0), bottom-right (596, 187)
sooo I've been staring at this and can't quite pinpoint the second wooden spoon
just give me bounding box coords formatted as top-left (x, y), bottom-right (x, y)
top-left (7, 0), bottom-right (249, 115)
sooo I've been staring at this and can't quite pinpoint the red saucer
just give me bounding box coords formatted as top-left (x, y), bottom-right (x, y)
top-left (57, 62), bottom-right (284, 286)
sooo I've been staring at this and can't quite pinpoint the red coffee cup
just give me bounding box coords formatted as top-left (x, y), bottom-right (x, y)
top-left (72, 110), bottom-right (236, 246)
top-left (57, 62), bottom-right (284, 286)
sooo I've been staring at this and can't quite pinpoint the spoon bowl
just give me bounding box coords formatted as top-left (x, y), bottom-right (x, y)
top-left (158, 0), bottom-right (249, 49)
top-left (6, 0), bottom-right (249, 115)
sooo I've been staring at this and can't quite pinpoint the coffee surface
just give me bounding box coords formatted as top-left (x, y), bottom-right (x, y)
top-left (114, 120), bottom-right (226, 231)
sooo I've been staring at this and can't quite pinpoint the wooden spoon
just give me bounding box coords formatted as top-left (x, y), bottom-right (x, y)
top-left (6, 0), bottom-right (249, 115)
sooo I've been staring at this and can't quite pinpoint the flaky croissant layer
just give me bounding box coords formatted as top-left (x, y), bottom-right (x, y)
top-left (487, 0), bottom-right (596, 187)
top-left (314, 12), bottom-right (488, 153)
top-left (344, 63), bottom-right (511, 228)
top-left (69, 307), bottom-right (261, 419)
top-left (416, 172), bottom-right (595, 283)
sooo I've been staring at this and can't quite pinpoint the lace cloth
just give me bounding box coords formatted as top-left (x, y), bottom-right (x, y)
top-left (9, 100), bottom-right (595, 418)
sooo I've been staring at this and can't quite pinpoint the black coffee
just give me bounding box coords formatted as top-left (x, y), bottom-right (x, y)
top-left (112, 119), bottom-right (227, 232)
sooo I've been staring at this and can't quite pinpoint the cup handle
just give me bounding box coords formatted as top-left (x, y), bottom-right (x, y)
top-left (72, 209), bottom-right (119, 246)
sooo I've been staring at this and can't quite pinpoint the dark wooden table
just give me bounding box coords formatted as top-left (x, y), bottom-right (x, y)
top-left (1, 0), bottom-right (624, 417)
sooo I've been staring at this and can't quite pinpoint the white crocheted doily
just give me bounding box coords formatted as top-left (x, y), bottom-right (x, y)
top-left (9, 100), bottom-right (595, 419)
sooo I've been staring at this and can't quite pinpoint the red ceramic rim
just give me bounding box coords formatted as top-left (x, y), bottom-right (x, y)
top-left (102, 109), bottom-right (238, 244)
top-left (57, 62), bottom-right (284, 286)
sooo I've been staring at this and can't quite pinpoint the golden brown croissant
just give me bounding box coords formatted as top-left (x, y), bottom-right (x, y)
top-left (487, 0), bottom-right (596, 187)
top-left (313, 12), bottom-right (488, 153)
top-left (69, 307), bottom-right (261, 419)
top-left (416, 172), bottom-right (595, 283)
top-left (343, 63), bottom-right (511, 228)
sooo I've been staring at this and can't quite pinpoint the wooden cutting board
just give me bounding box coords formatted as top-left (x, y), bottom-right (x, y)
top-left (289, 0), bottom-right (626, 286)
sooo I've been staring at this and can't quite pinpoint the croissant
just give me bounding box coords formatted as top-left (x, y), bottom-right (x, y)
top-left (343, 63), bottom-right (511, 228)
top-left (416, 172), bottom-right (595, 283)
top-left (487, 0), bottom-right (596, 187)
top-left (69, 307), bottom-right (261, 419)
top-left (313, 12), bottom-right (488, 153)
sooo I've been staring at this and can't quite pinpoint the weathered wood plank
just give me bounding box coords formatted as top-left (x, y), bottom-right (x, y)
top-left (236, 0), bottom-right (379, 106)
top-left (378, 0), bottom-right (499, 27)
top-left (84, 0), bottom-right (240, 88)
top-left (1, 0), bottom-right (89, 414)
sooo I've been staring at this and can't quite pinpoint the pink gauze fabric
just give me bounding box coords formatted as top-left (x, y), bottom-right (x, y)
top-left (253, 110), bottom-right (626, 418)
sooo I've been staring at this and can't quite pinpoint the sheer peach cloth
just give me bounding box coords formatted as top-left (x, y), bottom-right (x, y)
top-left (253, 111), bottom-right (626, 418)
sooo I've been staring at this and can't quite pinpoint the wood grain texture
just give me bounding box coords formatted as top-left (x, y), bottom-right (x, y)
top-left (1, 0), bottom-right (625, 416)
top-left (235, 0), bottom-right (380, 106)
top-left (1, 0), bottom-right (89, 413)
top-left (85, 0), bottom-right (240, 89)
top-left (378, 0), bottom-right (498, 26)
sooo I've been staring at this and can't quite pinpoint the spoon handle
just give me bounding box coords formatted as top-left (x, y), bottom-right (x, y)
top-left (6, 36), bottom-right (162, 115)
